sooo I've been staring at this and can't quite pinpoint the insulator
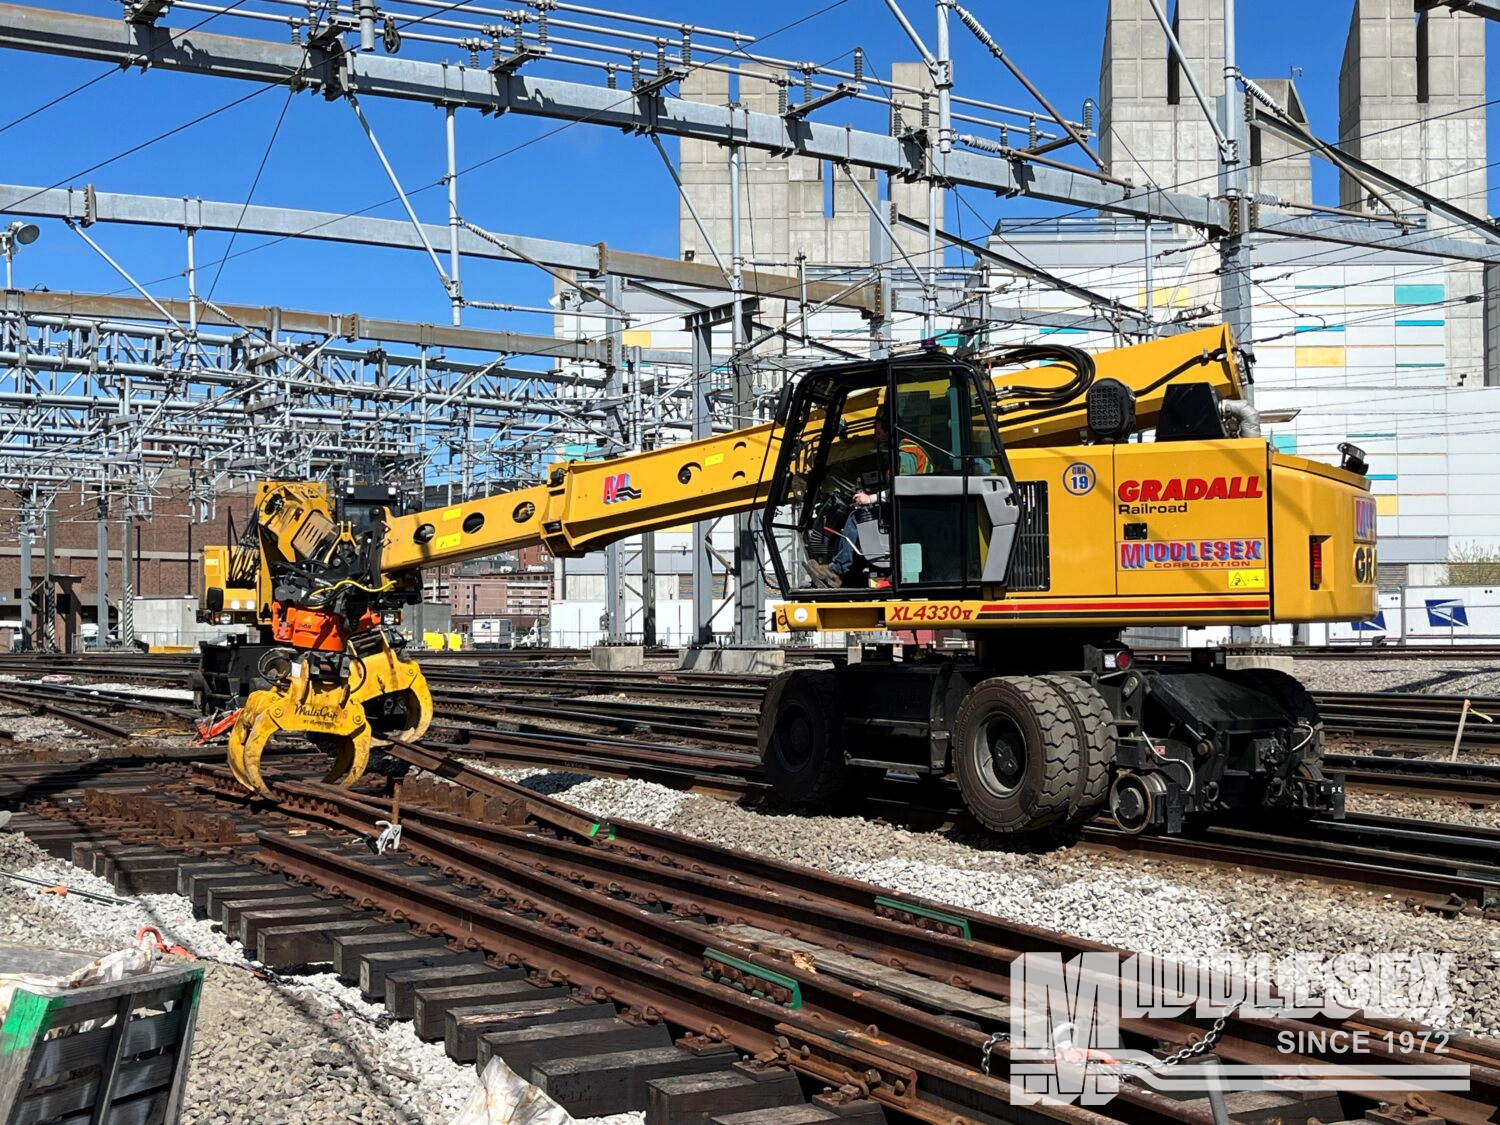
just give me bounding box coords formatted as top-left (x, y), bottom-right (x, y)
top-left (999, 125), bottom-right (1009, 149)
top-left (606, 64), bottom-right (617, 90)
top-left (1028, 114), bottom-right (1037, 146)
top-left (630, 52), bottom-right (641, 89)
top-left (656, 38), bottom-right (666, 73)
top-left (512, 17), bottom-right (523, 51)
top-left (469, 40), bottom-right (480, 67)
top-left (921, 94), bottom-right (929, 128)
top-left (1082, 98), bottom-right (1094, 132)
top-left (536, 9), bottom-right (547, 49)
top-left (777, 83), bottom-right (787, 115)
top-left (803, 68), bottom-right (813, 99)
top-left (853, 47), bottom-right (864, 83)
top-left (289, 19), bottom-right (302, 44)
top-left (891, 100), bottom-right (904, 137)
top-left (680, 29), bottom-right (692, 67)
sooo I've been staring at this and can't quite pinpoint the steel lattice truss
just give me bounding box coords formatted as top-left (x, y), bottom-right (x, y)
top-left (0, 288), bottom-right (761, 512)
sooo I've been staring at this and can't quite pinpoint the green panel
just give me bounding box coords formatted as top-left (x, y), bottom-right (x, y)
top-left (1395, 319), bottom-right (1444, 327)
top-left (1367, 473), bottom-right (1398, 481)
top-left (875, 895), bottom-right (972, 939)
top-left (1394, 284), bottom-right (1444, 305)
top-left (0, 990), bottom-right (57, 1055)
top-left (1294, 324), bottom-right (1343, 332)
top-left (1038, 327), bottom-right (1086, 335)
top-left (1270, 434), bottom-right (1298, 453)
top-left (702, 948), bottom-right (802, 1009)
top-left (1396, 362), bottom-right (1445, 369)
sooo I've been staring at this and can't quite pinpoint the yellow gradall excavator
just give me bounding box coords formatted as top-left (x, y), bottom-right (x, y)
top-left (194, 324), bottom-right (1376, 835)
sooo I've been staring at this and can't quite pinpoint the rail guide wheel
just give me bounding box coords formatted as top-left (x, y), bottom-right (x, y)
top-left (1109, 772), bottom-right (1167, 834)
top-left (950, 676), bottom-right (1082, 834)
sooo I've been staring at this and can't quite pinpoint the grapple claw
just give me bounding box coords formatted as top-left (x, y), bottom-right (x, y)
top-left (222, 635), bottom-right (430, 798)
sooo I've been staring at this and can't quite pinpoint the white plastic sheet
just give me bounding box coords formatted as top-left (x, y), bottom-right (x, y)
top-left (449, 1056), bottom-right (576, 1125)
top-left (0, 930), bottom-right (160, 1023)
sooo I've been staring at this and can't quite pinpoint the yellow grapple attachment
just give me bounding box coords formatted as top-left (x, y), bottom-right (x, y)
top-left (226, 639), bottom-right (433, 798)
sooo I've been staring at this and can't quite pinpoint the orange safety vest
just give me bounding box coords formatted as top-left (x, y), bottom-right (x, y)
top-left (897, 439), bottom-right (929, 475)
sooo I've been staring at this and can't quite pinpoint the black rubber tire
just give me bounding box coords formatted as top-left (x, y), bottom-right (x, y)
top-left (1038, 674), bottom-right (1115, 823)
top-left (951, 676), bottom-right (1080, 834)
top-left (1233, 668), bottom-right (1325, 759)
top-left (758, 670), bottom-right (848, 805)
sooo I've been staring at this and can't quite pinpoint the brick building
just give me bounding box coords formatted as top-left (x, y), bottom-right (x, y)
top-left (0, 476), bottom-right (259, 648)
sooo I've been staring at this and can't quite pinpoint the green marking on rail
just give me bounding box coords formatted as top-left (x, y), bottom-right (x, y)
top-left (875, 895), bottom-right (972, 940)
top-left (702, 948), bottom-right (803, 1009)
top-left (0, 991), bottom-right (58, 1055)
top-left (586, 822), bottom-right (617, 841)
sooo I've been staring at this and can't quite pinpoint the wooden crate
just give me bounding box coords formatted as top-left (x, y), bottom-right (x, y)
top-left (0, 964), bottom-right (203, 1125)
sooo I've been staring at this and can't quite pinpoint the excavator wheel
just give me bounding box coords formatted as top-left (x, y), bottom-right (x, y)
top-left (950, 676), bottom-right (1080, 834)
top-left (758, 669), bottom-right (848, 806)
top-left (1037, 674), bottom-right (1115, 824)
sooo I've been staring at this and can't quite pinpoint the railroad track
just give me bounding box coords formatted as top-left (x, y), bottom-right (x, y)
top-left (4, 745), bottom-right (1496, 1125)
top-left (2, 660), bottom-right (1500, 906)
top-left (1331, 753), bottom-right (1500, 805)
top-left (1317, 691), bottom-right (1500, 751)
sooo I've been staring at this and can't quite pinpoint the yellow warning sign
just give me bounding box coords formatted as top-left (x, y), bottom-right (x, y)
top-left (1228, 569), bottom-right (1267, 589)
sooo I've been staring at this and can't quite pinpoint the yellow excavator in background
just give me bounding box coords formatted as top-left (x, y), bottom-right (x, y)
top-left (194, 324), bottom-right (1376, 835)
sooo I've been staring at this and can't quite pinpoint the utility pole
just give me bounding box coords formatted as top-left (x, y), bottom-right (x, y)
top-left (729, 137), bottom-right (763, 645)
top-left (603, 273), bottom-right (627, 643)
top-left (95, 494), bottom-right (109, 650)
top-left (1219, 0), bottom-right (1254, 396)
top-left (119, 509), bottom-right (135, 649)
top-left (17, 503), bottom-right (32, 652)
top-left (42, 505), bottom-right (56, 652)
top-left (688, 309), bottom-right (715, 647)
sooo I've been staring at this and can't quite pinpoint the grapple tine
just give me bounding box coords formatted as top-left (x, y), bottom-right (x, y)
top-left (227, 690), bottom-right (282, 798)
top-left (321, 718), bottom-right (372, 788)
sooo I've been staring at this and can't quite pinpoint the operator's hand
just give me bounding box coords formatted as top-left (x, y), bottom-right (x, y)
top-left (853, 490), bottom-right (876, 505)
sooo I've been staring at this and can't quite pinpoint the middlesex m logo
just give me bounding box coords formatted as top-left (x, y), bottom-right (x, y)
top-left (1117, 475), bottom-right (1263, 514)
top-left (603, 472), bottom-right (642, 505)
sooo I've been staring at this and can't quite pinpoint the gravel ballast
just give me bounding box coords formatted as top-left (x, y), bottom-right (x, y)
top-left (1294, 657), bottom-right (1500, 697)
top-left (475, 765), bottom-right (1500, 1038)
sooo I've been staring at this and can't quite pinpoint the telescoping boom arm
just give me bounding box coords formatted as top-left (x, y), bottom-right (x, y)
top-left (378, 326), bottom-right (1247, 575)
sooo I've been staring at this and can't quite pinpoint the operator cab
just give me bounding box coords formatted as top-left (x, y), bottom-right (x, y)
top-left (762, 353), bottom-right (1021, 599)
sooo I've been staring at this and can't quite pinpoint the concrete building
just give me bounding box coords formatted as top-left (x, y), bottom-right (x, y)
top-left (677, 62), bottom-right (938, 271)
top-left (1100, 0), bottom-right (1314, 205)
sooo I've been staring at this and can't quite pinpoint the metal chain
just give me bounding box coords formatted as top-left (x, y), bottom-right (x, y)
top-left (1091, 1009), bottom-right (1234, 1077)
top-left (981, 1006), bottom-right (1234, 1080)
top-left (980, 1031), bottom-right (1009, 1076)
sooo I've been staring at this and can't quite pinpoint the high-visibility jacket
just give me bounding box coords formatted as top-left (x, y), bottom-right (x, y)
top-left (897, 439), bottom-right (929, 476)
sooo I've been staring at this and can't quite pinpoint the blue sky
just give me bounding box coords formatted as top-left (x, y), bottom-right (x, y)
top-left (2, 0), bottom-right (1495, 331)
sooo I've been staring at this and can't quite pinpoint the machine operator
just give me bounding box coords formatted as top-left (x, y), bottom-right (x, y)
top-left (805, 409), bottom-right (930, 588)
